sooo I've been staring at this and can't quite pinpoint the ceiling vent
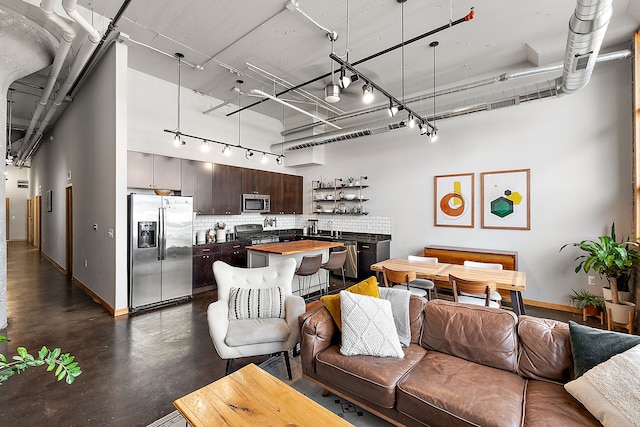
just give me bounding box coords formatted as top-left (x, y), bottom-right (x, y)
top-left (488, 98), bottom-right (519, 110)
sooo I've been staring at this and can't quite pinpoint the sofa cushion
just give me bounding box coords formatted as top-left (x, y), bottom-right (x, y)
top-left (320, 276), bottom-right (379, 330)
top-left (315, 344), bottom-right (427, 409)
top-left (228, 286), bottom-right (285, 319)
top-left (523, 379), bottom-right (600, 427)
top-left (225, 318), bottom-right (290, 346)
top-left (421, 300), bottom-right (519, 372)
top-left (564, 344), bottom-right (640, 426)
top-left (518, 315), bottom-right (573, 383)
top-left (569, 320), bottom-right (640, 378)
top-left (340, 291), bottom-right (404, 358)
top-left (396, 351), bottom-right (525, 427)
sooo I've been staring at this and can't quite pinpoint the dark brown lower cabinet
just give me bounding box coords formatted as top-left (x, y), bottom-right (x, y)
top-left (220, 241), bottom-right (247, 267)
top-left (192, 244), bottom-right (221, 293)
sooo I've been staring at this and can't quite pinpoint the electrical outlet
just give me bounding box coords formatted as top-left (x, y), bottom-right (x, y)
top-left (84, 260), bottom-right (88, 268)
top-left (108, 228), bottom-right (114, 238)
top-left (588, 276), bottom-right (596, 285)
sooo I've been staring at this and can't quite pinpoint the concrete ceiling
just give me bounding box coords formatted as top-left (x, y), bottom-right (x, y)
top-left (5, 0), bottom-right (640, 147)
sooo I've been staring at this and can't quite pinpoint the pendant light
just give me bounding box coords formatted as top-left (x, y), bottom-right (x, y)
top-left (324, 34), bottom-right (341, 103)
top-left (430, 41), bottom-right (439, 142)
top-left (173, 53), bottom-right (185, 146)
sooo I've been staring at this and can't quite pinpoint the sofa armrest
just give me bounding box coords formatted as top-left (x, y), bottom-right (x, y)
top-left (298, 305), bottom-right (338, 376)
top-left (207, 300), bottom-right (231, 358)
top-left (284, 295), bottom-right (306, 348)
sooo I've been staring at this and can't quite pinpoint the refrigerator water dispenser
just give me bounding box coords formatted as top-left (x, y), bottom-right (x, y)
top-left (138, 221), bottom-right (157, 248)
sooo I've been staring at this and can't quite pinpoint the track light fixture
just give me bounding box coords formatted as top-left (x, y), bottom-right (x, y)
top-left (276, 156), bottom-right (283, 165)
top-left (173, 132), bottom-right (185, 146)
top-left (362, 84), bottom-right (374, 104)
top-left (163, 130), bottom-right (283, 161)
top-left (407, 114), bottom-right (416, 128)
top-left (261, 153), bottom-right (269, 163)
top-left (201, 140), bottom-right (210, 151)
top-left (388, 100), bottom-right (399, 117)
top-left (339, 67), bottom-right (351, 89)
top-left (222, 144), bottom-right (231, 156)
top-left (419, 122), bottom-right (428, 135)
top-left (245, 150), bottom-right (254, 159)
top-left (430, 130), bottom-right (439, 142)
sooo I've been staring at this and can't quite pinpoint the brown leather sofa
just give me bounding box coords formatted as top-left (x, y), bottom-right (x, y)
top-left (299, 298), bottom-right (600, 427)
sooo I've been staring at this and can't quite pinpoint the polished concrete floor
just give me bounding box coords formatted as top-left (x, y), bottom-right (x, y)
top-left (0, 241), bottom-right (599, 426)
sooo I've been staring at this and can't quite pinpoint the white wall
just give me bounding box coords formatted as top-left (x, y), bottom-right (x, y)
top-left (29, 42), bottom-right (128, 310)
top-left (127, 69), bottom-right (285, 170)
top-left (295, 58), bottom-right (633, 306)
top-left (5, 166), bottom-right (29, 240)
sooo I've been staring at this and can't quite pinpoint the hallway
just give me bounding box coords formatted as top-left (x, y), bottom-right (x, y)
top-left (0, 241), bottom-right (236, 426)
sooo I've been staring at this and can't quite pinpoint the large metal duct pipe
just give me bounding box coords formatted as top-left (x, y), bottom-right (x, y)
top-left (21, 0), bottom-right (76, 152)
top-left (0, 3), bottom-right (58, 329)
top-left (557, 0), bottom-right (612, 94)
top-left (18, 0), bottom-right (101, 162)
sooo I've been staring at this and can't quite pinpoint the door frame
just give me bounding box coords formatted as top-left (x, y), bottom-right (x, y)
top-left (65, 185), bottom-right (73, 275)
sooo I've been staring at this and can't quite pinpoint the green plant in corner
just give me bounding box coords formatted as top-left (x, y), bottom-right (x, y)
top-left (560, 223), bottom-right (640, 305)
top-left (0, 335), bottom-right (82, 385)
top-left (568, 288), bottom-right (606, 310)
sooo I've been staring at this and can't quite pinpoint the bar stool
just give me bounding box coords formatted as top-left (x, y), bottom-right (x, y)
top-left (320, 249), bottom-right (348, 294)
top-left (295, 254), bottom-right (322, 297)
top-left (407, 255), bottom-right (438, 300)
top-left (382, 266), bottom-right (427, 298)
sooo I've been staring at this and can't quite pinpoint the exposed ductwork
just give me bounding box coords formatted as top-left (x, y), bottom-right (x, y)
top-left (17, 0), bottom-right (101, 163)
top-left (272, 0), bottom-right (615, 153)
top-left (557, 0), bottom-right (612, 94)
top-left (20, 0), bottom-right (76, 157)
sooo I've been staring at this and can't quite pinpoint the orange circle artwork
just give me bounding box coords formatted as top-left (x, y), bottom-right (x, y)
top-left (440, 192), bottom-right (465, 217)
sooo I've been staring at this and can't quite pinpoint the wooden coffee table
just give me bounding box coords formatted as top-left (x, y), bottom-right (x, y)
top-left (174, 363), bottom-right (353, 426)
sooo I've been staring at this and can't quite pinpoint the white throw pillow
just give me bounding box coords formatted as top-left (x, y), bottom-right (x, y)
top-left (340, 291), bottom-right (404, 358)
top-left (228, 287), bottom-right (285, 320)
top-left (564, 344), bottom-right (640, 427)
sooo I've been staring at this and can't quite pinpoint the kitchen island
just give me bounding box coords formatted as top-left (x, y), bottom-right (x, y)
top-left (246, 240), bottom-right (343, 297)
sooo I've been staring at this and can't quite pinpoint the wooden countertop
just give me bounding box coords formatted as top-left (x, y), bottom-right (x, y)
top-left (246, 239), bottom-right (343, 255)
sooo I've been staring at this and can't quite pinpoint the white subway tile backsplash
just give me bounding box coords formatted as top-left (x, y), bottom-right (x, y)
top-left (193, 213), bottom-right (391, 236)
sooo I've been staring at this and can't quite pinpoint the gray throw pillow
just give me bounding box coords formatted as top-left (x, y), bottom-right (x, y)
top-left (568, 321), bottom-right (640, 378)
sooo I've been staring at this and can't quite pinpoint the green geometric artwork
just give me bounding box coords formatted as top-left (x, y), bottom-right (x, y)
top-left (490, 196), bottom-right (513, 218)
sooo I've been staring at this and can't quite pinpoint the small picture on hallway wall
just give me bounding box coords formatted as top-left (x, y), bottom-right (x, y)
top-left (46, 190), bottom-right (52, 212)
top-left (481, 169), bottom-right (530, 230)
top-left (434, 173), bottom-right (474, 228)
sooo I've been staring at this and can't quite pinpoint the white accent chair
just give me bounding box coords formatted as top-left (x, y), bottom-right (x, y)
top-left (462, 260), bottom-right (503, 307)
top-left (407, 255), bottom-right (439, 300)
top-left (207, 258), bottom-right (304, 379)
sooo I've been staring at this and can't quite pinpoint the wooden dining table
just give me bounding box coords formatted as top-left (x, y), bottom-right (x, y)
top-left (370, 258), bottom-right (527, 315)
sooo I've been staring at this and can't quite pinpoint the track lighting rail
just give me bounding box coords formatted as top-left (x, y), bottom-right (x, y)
top-left (329, 53), bottom-right (435, 134)
top-left (163, 129), bottom-right (284, 164)
top-left (227, 8), bottom-right (474, 118)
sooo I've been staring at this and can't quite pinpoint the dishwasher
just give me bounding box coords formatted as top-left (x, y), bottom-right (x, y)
top-left (332, 240), bottom-right (358, 279)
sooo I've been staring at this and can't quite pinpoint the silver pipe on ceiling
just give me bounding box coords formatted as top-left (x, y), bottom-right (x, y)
top-left (17, 0), bottom-right (101, 163)
top-left (20, 0), bottom-right (76, 152)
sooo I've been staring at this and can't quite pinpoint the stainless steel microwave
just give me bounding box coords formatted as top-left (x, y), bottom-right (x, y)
top-left (242, 194), bottom-right (270, 213)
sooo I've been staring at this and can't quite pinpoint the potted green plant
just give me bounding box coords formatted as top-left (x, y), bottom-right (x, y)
top-left (568, 288), bottom-right (605, 312)
top-left (561, 223), bottom-right (639, 325)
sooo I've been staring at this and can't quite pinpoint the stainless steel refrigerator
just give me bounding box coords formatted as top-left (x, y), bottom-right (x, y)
top-left (128, 194), bottom-right (193, 311)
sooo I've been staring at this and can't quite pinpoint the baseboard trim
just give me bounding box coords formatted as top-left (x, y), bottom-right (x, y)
top-left (72, 277), bottom-right (130, 318)
top-left (40, 251), bottom-right (67, 275)
top-left (523, 299), bottom-right (580, 314)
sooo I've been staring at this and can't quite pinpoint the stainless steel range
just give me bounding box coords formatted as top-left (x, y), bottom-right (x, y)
top-left (235, 224), bottom-right (280, 245)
